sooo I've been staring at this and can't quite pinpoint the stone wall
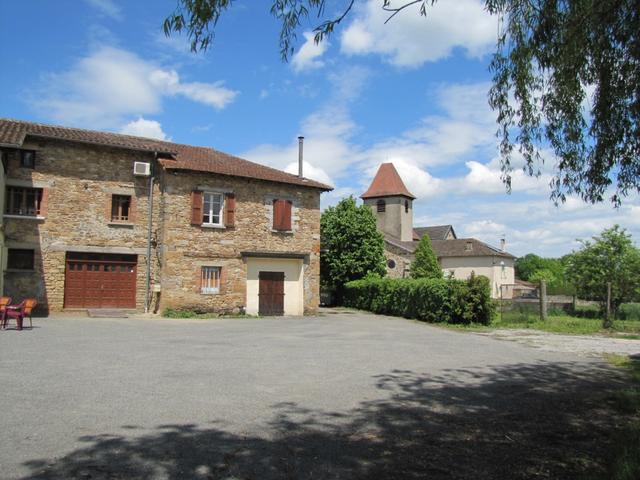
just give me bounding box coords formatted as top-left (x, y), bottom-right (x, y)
top-left (158, 169), bottom-right (321, 314)
top-left (384, 242), bottom-right (413, 278)
top-left (2, 139), bottom-right (160, 312)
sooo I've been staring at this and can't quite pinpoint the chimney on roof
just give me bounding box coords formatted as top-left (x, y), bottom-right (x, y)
top-left (298, 136), bottom-right (304, 178)
top-left (500, 235), bottom-right (506, 252)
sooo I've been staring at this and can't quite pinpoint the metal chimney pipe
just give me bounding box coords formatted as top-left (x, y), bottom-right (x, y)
top-left (298, 136), bottom-right (304, 178)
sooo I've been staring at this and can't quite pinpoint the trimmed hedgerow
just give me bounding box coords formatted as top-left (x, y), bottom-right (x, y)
top-left (343, 273), bottom-right (494, 325)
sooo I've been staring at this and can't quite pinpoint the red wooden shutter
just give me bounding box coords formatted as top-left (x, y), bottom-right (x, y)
top-left (191, 190), bottom-right (203, 225)
top-left (273, 199), bottom-right (292, 231)
top-left (39, 188), bottom-right (50, 217)
top-left (224, 192), bottom-right (235, 227)
top-left (282, 200), bottom-right (292, 231)
top-left (128, 195), bottom-right (137, 223)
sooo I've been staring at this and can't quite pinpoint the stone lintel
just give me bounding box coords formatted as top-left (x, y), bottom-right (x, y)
top-left (48, 244), bottom-right (148, 256)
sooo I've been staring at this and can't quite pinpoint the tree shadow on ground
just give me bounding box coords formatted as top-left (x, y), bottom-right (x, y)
top-left (22, 361), bottom-right (632, 479)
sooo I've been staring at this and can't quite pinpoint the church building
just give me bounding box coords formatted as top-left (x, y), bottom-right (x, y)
top-left (362, 163), bottom-right (515, 298)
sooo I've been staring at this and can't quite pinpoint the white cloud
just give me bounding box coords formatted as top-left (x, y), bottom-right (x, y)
top-left (119, 117), bottom-right (169, 140)
top-left (149, 69), bottom-right (237, 109)
top-left (34, 47), bottom-right (238, 129)
top-left (85, 0), bottom-right (121, 20)
top-left (292, 32), bottom-right (329, 72)
top-left (284, 161), bottom-right (334, 186)
top-left (340, 0), bottom-right (497, 67)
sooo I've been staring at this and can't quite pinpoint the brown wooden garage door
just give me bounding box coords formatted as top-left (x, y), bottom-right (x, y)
top-left (64, 253), bottom-right (137, 309)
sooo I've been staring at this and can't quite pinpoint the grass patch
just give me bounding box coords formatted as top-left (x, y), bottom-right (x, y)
top-left (163, 308), bottom-right (258, 319)
top-left (495, 314), bottom-right (620, 335)
top-left (437, 313), bottom-right (640, 335)
top-left (601, 354), bottom-right (640, 480)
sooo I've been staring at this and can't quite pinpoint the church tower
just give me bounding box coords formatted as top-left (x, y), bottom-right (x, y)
top-left (361, 163), bottom-right (416, 242)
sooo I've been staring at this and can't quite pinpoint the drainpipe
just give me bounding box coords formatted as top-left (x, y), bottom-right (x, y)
top-left (298, 136), bottom-right (304, 178)
top-left (144, 155), bottom-right (155, 313)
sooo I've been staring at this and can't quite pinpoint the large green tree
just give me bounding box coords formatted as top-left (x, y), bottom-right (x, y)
top-left (410, 234), bottom-right (442, 279)
top-left (515, 253), bottom-right (569, 292)
top-left (565, 225), bottom-right (640, 325)
top-left (320, 196), bottom-right (386, 299)
top-left (165, 0), bottom-right (640, 206)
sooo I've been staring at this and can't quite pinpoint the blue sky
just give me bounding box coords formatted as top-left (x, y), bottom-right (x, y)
top-left (1, 0), bottom-right (638, 257)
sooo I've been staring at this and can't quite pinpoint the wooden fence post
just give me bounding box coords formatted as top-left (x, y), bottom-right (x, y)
top-left (540, 279), bottom-right (548, 321)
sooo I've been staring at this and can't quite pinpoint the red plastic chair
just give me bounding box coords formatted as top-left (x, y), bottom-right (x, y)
top-left (0, 297), bottom-right (11, 329)
top-left (2, 299), bottom-right (37, 330)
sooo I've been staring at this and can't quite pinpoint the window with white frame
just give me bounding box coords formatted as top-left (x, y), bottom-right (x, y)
top-left (202, 192), bottom-right (224, 226)
top-left (201, 266), bottom-right (221, 294)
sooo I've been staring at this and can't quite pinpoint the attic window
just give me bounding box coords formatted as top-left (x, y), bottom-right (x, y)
top-left (377, 199), bottom-right (386, 212)
top-left (404, 200), bottom-right (409, 213)
top-left (465, 241), bottom-right (473, 252)
top-left (21, 150), bottom-right (36, 169)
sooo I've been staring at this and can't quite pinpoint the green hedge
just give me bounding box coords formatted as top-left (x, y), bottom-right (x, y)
top-left (343, 274), bottom-right (494, 325)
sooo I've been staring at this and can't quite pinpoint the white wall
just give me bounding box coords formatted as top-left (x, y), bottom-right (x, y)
top-left (246, 258), bottom-right (304, 315)
top-left (440, 256), bottom-right (515, 299)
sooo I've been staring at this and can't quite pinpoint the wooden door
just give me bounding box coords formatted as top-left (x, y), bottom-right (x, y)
top-left (64, 253), bottom-right (137, 308)
top-left (258, 271), bottom-right (285, 316)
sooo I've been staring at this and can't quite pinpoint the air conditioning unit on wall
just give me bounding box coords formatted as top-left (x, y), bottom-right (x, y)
top-left (133, 162), bottom-right (151, 176)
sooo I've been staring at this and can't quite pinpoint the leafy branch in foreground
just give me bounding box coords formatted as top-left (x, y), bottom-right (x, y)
top-left (164, 0), bottom-right (640, 206)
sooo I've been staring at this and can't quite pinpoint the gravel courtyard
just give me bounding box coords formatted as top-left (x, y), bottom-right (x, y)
top-left (0, 311), bottom-right (633, 479)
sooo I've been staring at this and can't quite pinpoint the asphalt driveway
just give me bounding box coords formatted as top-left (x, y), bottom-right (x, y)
top-left (0, 311), bottom-right (631, 479)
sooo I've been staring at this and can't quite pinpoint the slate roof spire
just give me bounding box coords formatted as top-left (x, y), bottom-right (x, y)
top-left (361, 163), bottom-right (416, 199)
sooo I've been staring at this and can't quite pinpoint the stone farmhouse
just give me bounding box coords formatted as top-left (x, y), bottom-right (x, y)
top-left (362, 163), bottom-right (515, 298)
top-left (0, 119), bottom-right (331, 315)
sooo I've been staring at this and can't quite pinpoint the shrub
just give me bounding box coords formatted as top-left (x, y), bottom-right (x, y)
top-left (619, 303), bottom-right (640, 321)
top-left (163, 308), bottom-right (199, 318)
top-left (343, 274), bottom-right (494, 325)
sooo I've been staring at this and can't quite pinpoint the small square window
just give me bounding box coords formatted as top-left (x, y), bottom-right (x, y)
top-left (7, 249), bottom-right (35, 270)
top-left (201, 266), bottom-right (221, 294)
top-left (111, 195), bottom-right (131, 222)
top-left (20, 150), bottom-right (36, 169)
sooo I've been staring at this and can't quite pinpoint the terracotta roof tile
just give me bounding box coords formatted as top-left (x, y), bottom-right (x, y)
top-left (385, 235), bottom-right (515, 259)
top-left (414, 225), bottom-right (457, 241)
top-left (0, 118), bottom-right (332, 191)
top-left (361, 163), bottom-right (416, 199)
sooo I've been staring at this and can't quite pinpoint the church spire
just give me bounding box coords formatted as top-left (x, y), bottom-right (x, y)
top-left (361, 163), bottom-right (416, 200)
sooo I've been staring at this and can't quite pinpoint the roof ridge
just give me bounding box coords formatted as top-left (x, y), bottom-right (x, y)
top-left (0, 117), bottom-right (203, 150)
top-left (0, 118), bottom-right (333, 191)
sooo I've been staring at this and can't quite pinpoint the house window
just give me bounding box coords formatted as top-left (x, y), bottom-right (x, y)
top-left (7, 249), bottom-right (35, 270)
top-left (465, 241), bottom-right (473, 252)
top-left (203, 192), bottom-right (224, 226)
top-left (20, 150), bottom-right (36, 169)
top-left (377, 199), bottom-right (386, 212)
top-left (201, 266), bottom-right (221, 294)
top-left (273, 199), bottom-right (292, 231)
top-left (405, 200), bottom-right (409, 213)
top-left (387, 259), bottom-right (396, 269)
top-left (111, 195), bottom-right (131, 222)
top-left (5, 186), bottom-right (43, 216)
